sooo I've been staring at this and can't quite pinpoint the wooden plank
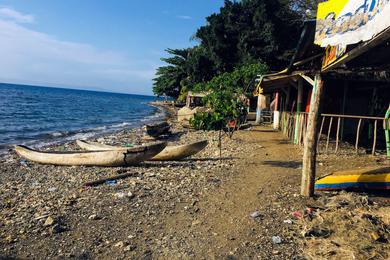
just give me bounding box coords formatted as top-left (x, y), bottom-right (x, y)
top-left (355, 119), bottom-right (363, 153)
top-left (335, 117), bottom-right (341, 153)
top-left (372, 120), bottom-right (377, 156)
top-left (326, 117), bottom-right (333, 153)
top-left (301, 74), bottom-right (324, 197)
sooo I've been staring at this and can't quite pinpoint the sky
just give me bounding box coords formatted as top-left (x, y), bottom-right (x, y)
top-left (0, 0), bottom-right (224, 95)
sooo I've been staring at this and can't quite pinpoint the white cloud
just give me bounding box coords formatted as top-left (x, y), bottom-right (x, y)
top-left (177, 15), bottom-right (192, 20)
top-left (0, 7), bottom-right (34, 24)
top-left (0, 9), bottom-right (158, 95)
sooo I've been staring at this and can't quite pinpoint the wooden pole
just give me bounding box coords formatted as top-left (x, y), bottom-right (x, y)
top-left (301, 74), bottom-right (324, 197)
top-left (335, 117), bottom-right (341, 153)
top-left (294, 78), bottom-right (303, 144)
top-left (326, 117), bottom-right (333, 153)
top-left (372, 120), bottom-right (377, 156)
top-left (355, 119), bottom-right (362, 153)
top-left (317, 117), bottom-right (325, 151)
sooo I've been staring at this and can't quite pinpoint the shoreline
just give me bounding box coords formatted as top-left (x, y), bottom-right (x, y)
top-left (0, 101), bottom-right (169, 158)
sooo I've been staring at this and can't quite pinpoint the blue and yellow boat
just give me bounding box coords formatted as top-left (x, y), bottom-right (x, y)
top-left (315, 167), bottom-right (390, 191)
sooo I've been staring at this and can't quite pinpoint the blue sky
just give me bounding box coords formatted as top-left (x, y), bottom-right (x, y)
top-left (0, 0), bottom-right (224, 95)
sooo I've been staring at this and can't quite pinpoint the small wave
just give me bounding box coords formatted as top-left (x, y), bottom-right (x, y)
top-left (50, 132), bottom-right (65, 137)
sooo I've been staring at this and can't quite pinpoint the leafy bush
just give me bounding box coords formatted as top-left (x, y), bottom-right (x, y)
top-left (190, 85), bottom-right (247, 131)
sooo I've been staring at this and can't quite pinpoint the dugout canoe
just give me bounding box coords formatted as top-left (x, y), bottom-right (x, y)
top-left (315, 166), bottom-right (390, 191)
top-left (76, 139), bottom-right (208, 161)
top-left (144, 121), bottom-right (171, 137)
top-left (15, 142), bottom-right (166, 167)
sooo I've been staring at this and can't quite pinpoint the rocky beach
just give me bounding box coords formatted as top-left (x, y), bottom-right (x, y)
top-left (0, 104), bottom-right (389, 259)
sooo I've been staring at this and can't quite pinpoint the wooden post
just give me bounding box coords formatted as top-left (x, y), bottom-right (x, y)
top-left (325, 117), bottom-right (333, 153)
top-left (301, 74), bottom-right (324, 197)
top-left (372, 120), bottom-right (377, 156)
top-left (355, 119), bottom-right (362, 153)
top-left (273, 92), bottom-right (280, 129)
top-left (335, 117), bottom-right (341, 152)
top-left (317, 117), bottom-right (325, 151)
top-left (294, 78), bottom-right (303, 144)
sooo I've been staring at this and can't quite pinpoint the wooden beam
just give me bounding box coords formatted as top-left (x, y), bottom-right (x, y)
top-left (301, 74), bottom-right (325, 197)
top-left (300, 74), bottom-right (315, 86)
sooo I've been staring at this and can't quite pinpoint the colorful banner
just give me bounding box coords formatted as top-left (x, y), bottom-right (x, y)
top-left (315, 0), bottom-right (390, 47)
top-left (322, 45), bottom-right (347, 68)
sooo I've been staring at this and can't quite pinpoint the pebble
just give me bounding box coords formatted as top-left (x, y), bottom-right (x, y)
top-left (114, 241), bottom-right (125, 248)
top-left (88, 214), bottom-right (99, 220)
top-left (272, 236), bottom-right (282, 244)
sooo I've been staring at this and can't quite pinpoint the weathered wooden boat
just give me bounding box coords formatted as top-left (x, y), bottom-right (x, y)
top-left (315, 167), bottom-right (390, 191)
top-left (14, 142), bottom-right (166, 167)
top-left (76, 140), bottom-right (208, 161)
top-left (144, 121), bottom-right (170, 137)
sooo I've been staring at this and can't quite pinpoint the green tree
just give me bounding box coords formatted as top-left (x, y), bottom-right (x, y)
top-left (152, 48), bottom-right (190, 98)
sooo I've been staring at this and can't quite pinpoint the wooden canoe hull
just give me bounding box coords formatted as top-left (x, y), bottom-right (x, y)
top-left (76, 140), bottom-right (208, 161)
top-left (15, 142), bottom-right (166, 167)
top-left (315, 167), bottom-right (390, 191)
top-left (145, 122), bottom-right (170, 137)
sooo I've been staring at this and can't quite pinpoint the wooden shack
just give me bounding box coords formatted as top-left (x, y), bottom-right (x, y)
top-left (254, 1), bottom-right (390, 196)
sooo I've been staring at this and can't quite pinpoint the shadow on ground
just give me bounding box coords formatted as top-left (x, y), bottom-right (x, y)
top-left (262, 160), bottom-right (302, 169)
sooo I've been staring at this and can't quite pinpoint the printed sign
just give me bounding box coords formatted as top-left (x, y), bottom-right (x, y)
top-left (315, 0), bottom-right (390, 47)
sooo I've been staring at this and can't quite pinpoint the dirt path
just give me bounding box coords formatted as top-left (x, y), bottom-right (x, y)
top-left (159, 127), bottom-right (307, 259)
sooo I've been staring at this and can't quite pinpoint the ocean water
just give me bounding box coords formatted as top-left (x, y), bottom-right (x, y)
top-left (0, 83), bottom-right (161, 153)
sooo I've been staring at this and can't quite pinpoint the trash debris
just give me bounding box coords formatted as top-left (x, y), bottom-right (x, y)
top-left (283, 219), bottom-right (292, 224)
top-left (250, 210), bottom-right (261, 219)
top-left (106, 180), bottom-right (117, 186)
top-left (292, 211), bottom-right (303, 219)
top-left (305, 208), bottom-right (314, 216)
top-left (272, 236), bottom-right (282, 244)
top-left (19, 160), bottom-right (28, 166)
top-left (43, 216), bottom-right (55, 227)
top-left (48, 187), bottom-right (57, 192)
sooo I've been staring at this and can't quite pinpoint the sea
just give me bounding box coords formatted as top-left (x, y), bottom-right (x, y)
top-left (0, 83), bottom-right (162, 154)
